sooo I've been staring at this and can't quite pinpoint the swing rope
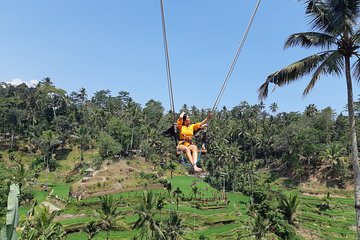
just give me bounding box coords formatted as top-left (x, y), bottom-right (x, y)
top-left (160, 0), bottom-right (262, 167)
top-left (160, 0), bottom-right (262, 122)
top-left (211, 0), bottom-right (262, 113)
top-left (160, 0), bottom-right (176, 125)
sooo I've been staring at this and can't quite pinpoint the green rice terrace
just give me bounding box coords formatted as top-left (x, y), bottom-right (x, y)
top-left (2, 48), bottom-right (360, 238)
top-left (1, 147), bottom-right (357, 240)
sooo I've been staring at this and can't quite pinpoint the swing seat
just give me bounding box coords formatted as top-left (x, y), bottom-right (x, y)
top-left (176, 150), bottom-right (182, 156)
top-left (200, 148), bottom-right (207, 154)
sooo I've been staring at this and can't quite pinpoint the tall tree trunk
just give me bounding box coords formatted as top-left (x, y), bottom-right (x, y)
top-left (345, 56), bottom-right (360, 239)
top-left (10, 128), bottom-right (14, 151)
top-left (52, 106), bottom-right (57, 120)
top-left (80, 146), bottom-right (84, 161)
top-left (264, 152), bottom-right (268, 168)
top-left (308, 157), bottom-right (311, 179)
top-left (130, 124), bottom-right (134, 150)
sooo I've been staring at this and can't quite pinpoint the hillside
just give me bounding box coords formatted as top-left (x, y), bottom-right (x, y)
top-left (1, 80), bottom-right (359, 239)
top-left (4, 148), bottom-right (354, 240)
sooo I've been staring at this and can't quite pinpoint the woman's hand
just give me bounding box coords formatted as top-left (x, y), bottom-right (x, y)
top-left (200, 111), bottom-right (212, 125)
top-left (179, 112), bottom-right (185, 118)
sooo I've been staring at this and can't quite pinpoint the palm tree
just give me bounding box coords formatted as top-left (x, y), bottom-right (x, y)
top-left (95, 195), bottom-right (126, 240)
top-left (304, 104), bottom-right (318, 117)
top-left (37, 130), bottom-right (62, 171)
top-left (163, 182), bottom-right (172, 198)
top-left (164, 210), bottom-right (185, 240)
top-left (40, 77), bottom-right (53, 86)
top-left (20, 206), bottom-right (65, 240)
top-left (211, 142), bottom-right (229, 169)
top-left (173, 187), bottom-right (183, 211)
top-left (133, 191), bottom-right (165, 240)
top-left (121, 101), bottom-right (142, 151)
top-left (319, 143), bottom-right (349, 182)
top-left (258, 1), bottom-right (360, 236)
top-left (6, 109), bottom-right (21, 151)
top-left (82, 221), bottom-right (100, 240)
top-left (269, 102), bottom-right (278, 113)
top-left (12, 161), bottom-right (33, 196)
top-left (279, 193), bottom-right (299, 225)
top-left (191, 186), bottom-right (199, 199)
top-left (77, 87), bottom-right (87, 106)
top-left (72, 125), bottom-right (92, 161)
top-left (250, 213), bottom-right (270, 240)
top-left (168, 161), bottom-right (176, 179)
top-left (156, 194), bottom-right (166, 221)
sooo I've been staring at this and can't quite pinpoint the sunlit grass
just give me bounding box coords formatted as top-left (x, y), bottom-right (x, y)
top-left (52, 182), bottom-right (71, 199)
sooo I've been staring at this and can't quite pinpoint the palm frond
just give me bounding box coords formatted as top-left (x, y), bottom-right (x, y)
top-left (352, 56), bottom-right (360, 82)
top-left (132, 217), bottom-right (145, 229)
top-left (285, 32), bottom-right (335, 50)
top-left (351, 29), bottom-right (360, 44)
top-left (258, 52), bottom-right (329, 100)
top-left (258, 81), bottom-right (270, 100)
top-left (304, 0), bottom-right (331, 32)
top-left (305, 0), bottom-right (360, 34)
top-left (152, 222), bottom-right (166, 240)
top-left (304, 50), bottom-right (343, 95)
top-left (327, 0), bottom-right (360, 34)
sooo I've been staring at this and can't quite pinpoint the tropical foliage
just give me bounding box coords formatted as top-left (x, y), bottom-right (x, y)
top-left (258, 0), bottom-right (360, 236)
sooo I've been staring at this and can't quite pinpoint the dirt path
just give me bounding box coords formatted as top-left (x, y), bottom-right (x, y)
top-left (302, 192), bottom-right (348, 199)
top-left (55, 213), bottom-right (86, 221)
top-left (93, 166), bottom-right (107, 181)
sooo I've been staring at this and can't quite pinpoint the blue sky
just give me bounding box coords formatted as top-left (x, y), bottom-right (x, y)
top-left (0, 0), bottom-right (358, 114)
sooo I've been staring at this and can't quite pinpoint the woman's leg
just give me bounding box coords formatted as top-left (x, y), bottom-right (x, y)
top-left (178, 145), bottom-right (194, 165)
top-left (189, 145), bottom-right (201, 172)
top-left (189, 145), bottom-right (198, 164)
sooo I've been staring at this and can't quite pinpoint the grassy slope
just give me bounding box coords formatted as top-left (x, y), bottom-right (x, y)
top-left (15, 148), bottom-right (357, 240)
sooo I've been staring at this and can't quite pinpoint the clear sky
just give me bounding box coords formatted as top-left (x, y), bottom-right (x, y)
top-left (0, 0), bottom-right (358, 114)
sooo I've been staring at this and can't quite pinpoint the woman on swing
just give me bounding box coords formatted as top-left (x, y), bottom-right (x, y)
top-left (177, 111), bottom-right (212, 172)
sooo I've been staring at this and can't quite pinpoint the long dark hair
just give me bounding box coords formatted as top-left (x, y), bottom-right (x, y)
top-left (182, 114), bottom-right (187, 123)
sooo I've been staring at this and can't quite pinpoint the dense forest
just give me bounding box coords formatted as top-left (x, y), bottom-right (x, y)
top-left (1, 78), bottom-right (359, 239)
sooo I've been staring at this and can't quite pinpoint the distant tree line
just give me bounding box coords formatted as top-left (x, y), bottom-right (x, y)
top-left (0, 78), bottom-right (360, 238)
top-left (0, 77), bottom-right (359, 224)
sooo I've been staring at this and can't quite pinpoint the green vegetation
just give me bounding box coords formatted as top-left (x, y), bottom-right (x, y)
top-left (2, 2), bottom-right (360, 237)
top-left (0, 77), bottom-right (358, 239)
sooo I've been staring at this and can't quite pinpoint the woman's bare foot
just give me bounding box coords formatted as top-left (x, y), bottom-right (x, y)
top-left (193, 165), bottom-right (202, 172)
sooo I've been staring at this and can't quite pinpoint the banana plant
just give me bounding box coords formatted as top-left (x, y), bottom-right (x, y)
top-left (0, 184), bottom-right (20, 240)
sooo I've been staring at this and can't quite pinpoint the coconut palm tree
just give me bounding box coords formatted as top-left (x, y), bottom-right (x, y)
top-left (269, 102), bottom-right (278, 113)
top-left (258, 1), bottom-right (360, 236)
top-left (164, 210), bottom-right (185, 240)
top-left (77, 87), bottom-right (88, 106)
top-left (250, 213), bottom-right (270, 240)
top-left (173, 187), bottom-right (183, 211)
top-left (95, 195), bottom-right (126, 240)
top-left (12, 161), bottom-right (33, 196)
top-left (133, 191), bottom-right (165, 240)
top-left (319, 143), bottom-right (349, 183)
top-left (37, 130), bottom-right (62, 171)
top-left (279, 193), bottom-right (299, 224)
top-left (156, 194), bottom-right (166, 221)
top-left (72, 125), bottom-right (92, 161)
top-left (304, 104), bottom-right (318, 117)
top-left (168, 162), bottom-right (176, 179)
top-left (191, 186), bottom-right (199, 199)
top-left (20, 206), bottom-right (65, 240)
top-left (166, 181), bottom-right (172, 197)
top-left (82, 221), bottom-right (100, 240)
